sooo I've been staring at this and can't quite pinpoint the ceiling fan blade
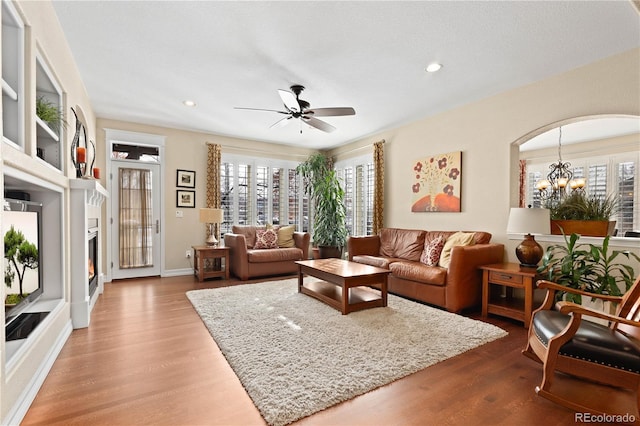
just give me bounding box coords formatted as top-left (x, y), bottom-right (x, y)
top-left (278, 89), bottom-right (300, 112)
top-left (303, 116), bottom-right (336, 133)
top-left (269, 116), bottom-right (293, 129)
top-left (307, 107), bottom-right (356, 117)
top-left (234, 107), bottom-right (289, 114)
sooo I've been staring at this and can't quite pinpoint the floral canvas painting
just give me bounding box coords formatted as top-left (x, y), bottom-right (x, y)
top-left (411, 151), bottom-right (462, 212)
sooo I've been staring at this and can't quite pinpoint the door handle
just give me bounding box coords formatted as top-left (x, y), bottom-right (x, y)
top-left (156, 219), bottom-right (160, 234)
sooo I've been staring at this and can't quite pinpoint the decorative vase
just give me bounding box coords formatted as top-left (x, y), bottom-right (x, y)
top-left (318, 246), bottom-right (343, 259)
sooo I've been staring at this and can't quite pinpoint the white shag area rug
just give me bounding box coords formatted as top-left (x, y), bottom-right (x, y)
top-left (186, 278), bottom-right (507, 426)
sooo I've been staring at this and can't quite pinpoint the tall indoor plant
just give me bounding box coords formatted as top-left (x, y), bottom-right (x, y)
top-left (297, 153), bottom-right (348, 258)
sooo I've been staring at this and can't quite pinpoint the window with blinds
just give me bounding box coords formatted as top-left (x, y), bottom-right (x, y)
top-left (525, 154), bottom-right (638, 236)
top-left (220, 153), bottom-right (375, 239)
top-left (220, 156), bottom-right (305, 235)
top-left (335, 154), bottom-right (374, 237)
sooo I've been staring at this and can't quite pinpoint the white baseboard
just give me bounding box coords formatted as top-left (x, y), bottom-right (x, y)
top-left (162, 268), bottom-right (193, 277)
top-left (2, 319), bottom-right (73, 426)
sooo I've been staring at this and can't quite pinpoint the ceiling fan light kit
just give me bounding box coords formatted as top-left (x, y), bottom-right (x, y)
top-left (235, 84), bottom-right (355, 133)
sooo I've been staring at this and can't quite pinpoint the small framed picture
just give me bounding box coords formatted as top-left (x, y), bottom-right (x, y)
top-left (176, 169), bottom-right (196, 188)
top-left (176, 190), bottom-right (195, 208)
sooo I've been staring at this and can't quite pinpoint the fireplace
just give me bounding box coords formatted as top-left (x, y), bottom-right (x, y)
top-left (88, 218), bottom-right (98, 297)
top-left (70, 179), bottom-right (108, 329)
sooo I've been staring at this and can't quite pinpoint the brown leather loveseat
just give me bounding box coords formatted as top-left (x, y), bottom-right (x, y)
top-left (224, 225), bottom-right (310, 280)
top-left (348, 228), bottom-right (504, 312)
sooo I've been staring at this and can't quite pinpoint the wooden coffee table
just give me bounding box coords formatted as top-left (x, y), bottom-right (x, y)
top-left (295, 258), bottom-right (391, 314)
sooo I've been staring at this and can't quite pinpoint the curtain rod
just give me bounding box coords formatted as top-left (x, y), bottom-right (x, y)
top-left (206, 139), bottom-right (385, 158)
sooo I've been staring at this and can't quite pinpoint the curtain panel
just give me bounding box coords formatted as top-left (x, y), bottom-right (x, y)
top-left (118, 168), bottom-right (153, 268)
top-left (373, 140), bottom-right (385, 234)
top-left (207, 143), bottom-right (222, 238)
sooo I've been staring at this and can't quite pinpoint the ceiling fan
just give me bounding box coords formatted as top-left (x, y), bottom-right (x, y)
top-left (235, 85), bottom-right (355, 133)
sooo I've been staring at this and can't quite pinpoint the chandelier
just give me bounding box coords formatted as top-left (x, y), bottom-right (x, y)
top-left (535, 126), bottom-right (585, 202)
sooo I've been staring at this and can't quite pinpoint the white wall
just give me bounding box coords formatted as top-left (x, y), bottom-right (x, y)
top-left (1, 0), bottom-right (96, 422)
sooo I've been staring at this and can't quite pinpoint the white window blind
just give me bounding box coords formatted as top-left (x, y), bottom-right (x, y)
top-left (526, 153), bottom-right (638, 235)
top-left (335, 154), bottom-right (374, 237)
top-left (220, 155), bottom-right (305, 234)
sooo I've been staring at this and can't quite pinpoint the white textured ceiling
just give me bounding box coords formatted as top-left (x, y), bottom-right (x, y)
top-left (51, 1), bottom-right (640, 150)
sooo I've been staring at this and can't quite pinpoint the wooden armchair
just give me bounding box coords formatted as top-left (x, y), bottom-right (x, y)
top-left (522, 276), bottom-right (640, 416)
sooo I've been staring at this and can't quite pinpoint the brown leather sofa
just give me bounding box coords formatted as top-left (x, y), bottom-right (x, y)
top-left (224, 225), bottom-right (310, 280)
top-left (348, 228), bottom-right (504, 312)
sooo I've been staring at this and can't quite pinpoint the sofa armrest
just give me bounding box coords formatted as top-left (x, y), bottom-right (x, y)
top-left (347, 235), bottom-right (381, 260)
top-left (224, 233), bottom-right (249, 280)
top-left (293, 232), bottom-right (311, 259)
top-left (445, 243), bottom-right (505, 312)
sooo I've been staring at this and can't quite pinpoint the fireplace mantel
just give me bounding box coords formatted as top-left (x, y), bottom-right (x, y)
top-left (69, 178), bottom-right (108, 207)
top-left (69, 178), bottom-right (108, 328)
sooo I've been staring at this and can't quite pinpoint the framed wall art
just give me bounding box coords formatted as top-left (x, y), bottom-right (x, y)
top-left (176, 190), bottom-right (196, 208)
top-left (411, 151), bottom-right (462, 212)
top-left (176, 169), bottom-right (196, 188)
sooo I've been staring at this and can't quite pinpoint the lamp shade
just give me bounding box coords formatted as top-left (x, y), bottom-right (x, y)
top-left (507, 208), bottom-right (550, 235)
top-left (199, 208), bottom-right (223, 224)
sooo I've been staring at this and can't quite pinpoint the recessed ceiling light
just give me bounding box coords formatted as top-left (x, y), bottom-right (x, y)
top-left (183, 100), bottom-right (196, 107)
top-left (425, 63), bottom-right (442, 73)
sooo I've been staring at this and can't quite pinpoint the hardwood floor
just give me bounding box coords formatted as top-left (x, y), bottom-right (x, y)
top-left (21, 275), bottom-right (636, 425)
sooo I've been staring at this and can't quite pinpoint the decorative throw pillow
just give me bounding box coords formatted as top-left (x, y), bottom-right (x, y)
top-left (277, 225), bottom-right (296, 248)
top-left (420, 236), bottom-right (445, 266)
top-left (253, 229), bottom-right (279, 249)
top-left (439, 232), bottom-right (476, 268)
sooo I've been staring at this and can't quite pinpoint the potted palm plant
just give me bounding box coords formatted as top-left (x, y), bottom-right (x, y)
top-left (297, 153), bottom-right (348, 258)
top-left (546, 192), bottom-right (618, 237)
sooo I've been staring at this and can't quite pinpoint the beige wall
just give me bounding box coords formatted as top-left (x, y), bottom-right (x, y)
top-left (96, 118), bottom-right (317, 272)
top-left (99, 49), bottom-right (640, 275)
top-left (331, 48), bottom-right (640, 270)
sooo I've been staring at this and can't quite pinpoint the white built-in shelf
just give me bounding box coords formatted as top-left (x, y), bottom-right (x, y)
top-left (2, 78), bottom-right (18, 101)
top-left (2, 0), bottom-right (25, 150)
top-left (35, 116), bottom-right (59, 142)
top-left (35, 54), bottom-right (63, 171)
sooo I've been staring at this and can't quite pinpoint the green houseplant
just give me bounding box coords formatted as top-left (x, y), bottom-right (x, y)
top-left (546, 191), bottom-right (618, 237)
top-left (297, 153), bottom-right (348, 258)
top-left (537, 232), bottom-right (639, 303)
top-left (36, 96), bottom-right (65, 132)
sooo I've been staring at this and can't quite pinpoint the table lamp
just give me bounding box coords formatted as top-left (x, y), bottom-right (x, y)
top-left (199, 208), bottom-right (224, 246)
top-left (506, 207), bottom-right (550, 267)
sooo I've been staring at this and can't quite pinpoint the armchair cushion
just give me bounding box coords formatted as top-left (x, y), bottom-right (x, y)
top-left (389, 261), bottom-right (447, 285)
top-left (277, 225), bottom-right (296, 248)
top-left (232, 225), bottom-right (263, 248)
top-left (420, 236), bottom-right (445, 266)
top-left (247, 247), bottom-right (303, 263)
top-left (254, 229), bottom-right (278, 249)
top-left (379, 228), bottom-right (425, 261)
top-left (533, 310), bottom-right (640, 374)
top-left (439, 231), bottom-right (475, 268)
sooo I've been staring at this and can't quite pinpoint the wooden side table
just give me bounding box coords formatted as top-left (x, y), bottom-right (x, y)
top-left (480, 263), bottom-right (539, 328)
top-left (192, 246), bottom-right (230, 281)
